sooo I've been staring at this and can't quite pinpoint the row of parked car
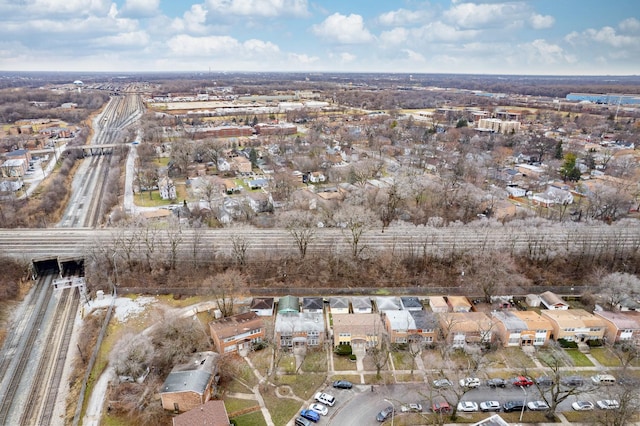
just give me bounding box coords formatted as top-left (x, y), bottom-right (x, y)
top-left (433, 373), bottom-right (617, 390)
top-left (295, 381), bottom-right (354, 425)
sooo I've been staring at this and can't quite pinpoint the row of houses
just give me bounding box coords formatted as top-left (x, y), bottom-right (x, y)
top-left (208, 294), bottom-right (640, 356)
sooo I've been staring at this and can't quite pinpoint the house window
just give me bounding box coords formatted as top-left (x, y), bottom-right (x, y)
top-left (280, 334), bottom-right (292, 347)
top-left (395, 337), bottom-right (407, 344)
top-left (564, 328), bottom-right (575, 332)
top-left (508, 337), bottom-right (519, 344)
top-left (590, 328), bottom-right (601, 332)
top-left (308, 331), bottom-right (319, 337)
top-left (308, 338), bottom-right (318, 346)
top-left (424, 336), bottom-right (433, 343)
top-left (534, 337), bottom-right (545, 344)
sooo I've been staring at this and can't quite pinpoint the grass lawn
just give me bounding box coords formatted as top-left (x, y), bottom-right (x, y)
top-left (589, 347), bottom-right (621, 367)
top-left (134, 190), bottom-right (173, 207)
top-left (565, 349), bottom-right (594, 367)
top-left (300, 350), bottom-right (327, 373)
top-left (391, 351), bottom-right (416, 370)
top-left (503, 347), bottom-right (536, 369)
top-left (261, 387), bottom-right (302, 426)
top-left (363, 372), bottom-right (395, 384)
top-left (276, 373), bottom-right (325, 400)
top-left (248, 347), bottom-right (273, 373)
top-left (231, 410), bottom-right (268, 426)
top-left (333, 354), bottom-right (357, 371)
top-left (224, 397), bottom-right (259, 416)
top-left (330, 373), bottom-right (361, 384)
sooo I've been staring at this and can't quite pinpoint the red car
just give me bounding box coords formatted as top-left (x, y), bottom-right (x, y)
top-left (512, 376), bottom-right (534, 387)
top-left (432, 401), bottom-right (451, 414)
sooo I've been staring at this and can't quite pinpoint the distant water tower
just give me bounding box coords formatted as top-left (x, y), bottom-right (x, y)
top-left (73, 80), bottom-right (83, 93)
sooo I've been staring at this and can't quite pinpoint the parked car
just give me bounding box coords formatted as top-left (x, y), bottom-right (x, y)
top-left (433, 378), bottom-right (453, 388)
top-left (300, 409), bottom-right (320, 423)
top-left (486, 378), bottom-right (506, 388)
top-left (512, 376), bottom-right (534, 387)
top-left (314, 392), bottom-right (336, 407)
top-left (457, 401), bottom-right (479, 412)
top-left (503, 400), bottom-right (526, 413)
top-left (527, 401), bottom-right (550, 411)
top-left (376, 406), bottom-right (395, 422)
top-left (572, 401), bottom-right (595, 411)
top-left (459, 377), bottom-right (481, 388)
top-left (295, 416), bottom-right (312, 426)
top-left (432, 401), bottom-right (452, 414)
top-left (597, 400), bottom-right (620, 410)
top-left (591, 374), bottom-right (616, 385)
top-left (333, 380), bottom-right (353, 389)
top-left (561, 376), bottom-right (585, 387)
top-left (480, 401), bottom-right (501, 412)
top-left (309, 403), bottom-right (328, 416)
top-left (536, 376), bottom-right (555, 387)
top-left (400, 403), bottom-right (422, 413)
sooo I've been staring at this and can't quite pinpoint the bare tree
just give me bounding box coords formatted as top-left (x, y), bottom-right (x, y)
top-left (204, 270), bottom-right (248, 317)
top-left (279, 210), bottom-right (317, 259)
top-left (335, 204), bottom-right (379, 259)
top-left (599, 272), bottom-right (640, 310)
top-left (231, 234), bottom-right (249, 267)
top-left (111, 333), bottom-right (154, 381)
top-left (367, 334), bottom-right (390, 380)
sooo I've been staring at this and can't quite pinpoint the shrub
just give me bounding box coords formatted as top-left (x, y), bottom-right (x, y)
top-left (334, 344), bottom-right (352, 356)
top-left (557, 338), bottom-right (578, 349)
top-left (587, 339), bottom-right (603, 347)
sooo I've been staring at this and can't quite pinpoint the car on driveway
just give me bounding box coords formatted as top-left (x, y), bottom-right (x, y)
top-left (527, 401), bottom-right (550, 411)
top-left (309, 403), bottom-right (328, 416)
top-left (457, 401), bottom-right (479, 412)
top-left (432, 401), bottom-right (452, 414)
top-left (459, 377), bottom-right (481, 388)
top-left (486, 378), bottom-right (506, 388)
top-left (572, 401), bottom-right (595, 411)
top-left (433, 378), bottom-right (453, 388)
top-left (295, 417), bottom-right (312, 426)
top-left (314, 392), bottom-right (335, 407)
top-left (400, 403), bottom-right (422, 413)
top-left (332, 380), bottom-right (353, 389)
top-left (480, 401), bottom-right (501, 412)
top-left (376, 406), bottom-right (395, 422)
top-left (597, 400), bottom-right (620, 410)
top-left (512, 376), bottom-right (534, 387)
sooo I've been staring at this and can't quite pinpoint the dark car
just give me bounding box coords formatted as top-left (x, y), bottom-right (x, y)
top-left (295, 417), bottom-right (313, 426)
top-left (561, 376), bottom-right (585, 387)
top-left (536, 376), bottom-right (555, 387)
top-left (512, 376), bottom-right (534, 387)
top-left (503, 400), bottom-right (526, 413)
top-left (332, 380), bottom-right (353, 389)
top-left (487, 378), bottom-right (506, 388)
top-left (376, 406), bottom-right (395, 422)
top-left (300, 409), bottom-right (320, 423)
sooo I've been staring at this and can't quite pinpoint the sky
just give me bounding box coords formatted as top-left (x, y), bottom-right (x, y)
top-left (0, 0), bottom-right (639, 75)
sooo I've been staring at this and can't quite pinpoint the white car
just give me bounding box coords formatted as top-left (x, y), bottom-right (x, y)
top-left (597, 400), bottom-right (620, 410)
top-left (457, 401), bottom-right (479, 412)
top-left (480, 401), bottom-right (501, 412)
top-left (527, 401), bottom-right (550, 411)
top-left (309, 403), bottom-right (328, 416)
top-left (400, 403), bottom-right (422, 413)
top-left (314, 392), bottom-right (336, 407)
top-left (572, 401), bottom-right (595, 411)
top-left (459, 377), bottom-right (481, 388)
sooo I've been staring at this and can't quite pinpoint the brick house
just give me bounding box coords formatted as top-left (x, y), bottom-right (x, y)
top-left (160, 351), bottom-right (218, 412)
top-left (173, 400), bottom-right (230, 426)
top-left (438, 312), bottom-right (495, 348)
top-left (275, 312), bottom-right (325, 348)
top-left (594, 310), bottom-right (640, 344)
top-left (541, 309), bottom-right (606, 342)
top-left (333, 313), bottom-right (382, 349)
top-left (209, 312), bottom-right (265, 355)
top-left (384, 310), bottom-right (438, 345)
top-left (492, 310), bottom-right (553, 347)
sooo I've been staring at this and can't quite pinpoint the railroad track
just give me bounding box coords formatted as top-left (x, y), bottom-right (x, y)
top-left (20, 287), bottom-right (80, 426)
top-left (0, 275), bottom-right (54, 425)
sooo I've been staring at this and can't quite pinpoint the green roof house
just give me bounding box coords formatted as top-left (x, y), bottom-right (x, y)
top-left (278, 295), bottom-right (300, 314)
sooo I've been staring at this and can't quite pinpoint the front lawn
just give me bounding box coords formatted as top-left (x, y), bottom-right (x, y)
top-left (231, 410), bottom-right (268, 426)
top-left (564, 349), bottom-right (594, 367)
top-left (261, 387), bottom-right (302, 426)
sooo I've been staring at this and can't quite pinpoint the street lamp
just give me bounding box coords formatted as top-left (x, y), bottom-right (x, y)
top-left (519, 385), bottom-right (527, 423)
top-left (384, 399), bottom-right (395, 426)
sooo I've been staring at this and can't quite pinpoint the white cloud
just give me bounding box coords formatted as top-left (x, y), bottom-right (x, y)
top-left (171, 4), bottom-right (208, 33)
top-left (530, 13), bottom-right (554, 30)
top-left (378, 8), bottom-right (429, 26)
top-left (340, 52), bottom-right (356, 62)
top-left (288, 53), bottom-right (319, 64)
top-left (18, 0), bottom-right (112, 16)
top-left (401, 49), bottom-right (425, 62)
top-left (121, 0), bottom-right (160, 18)
top-left (586, 27), bottom-right (637, 48)
top-left (379, 27), bottom-right (409, 46)
top-left (412, 21), bottom-right (480, 43)
top-left (311, 13), bottom-right (374, 44)
top-left (519, 39), bottom-right (574, 65)
top-left (205, 0), bottom-right (309, 17)
top-left (167, 34), bottom-right (279, 58)
top-left (444, 2), bottom-right (523, 29)
top-left (619, 17), bottom-right (640, 33)
top-left (94, 30), bottom-right (150, 48)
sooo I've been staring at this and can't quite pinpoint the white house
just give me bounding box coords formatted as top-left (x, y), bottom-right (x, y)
top-left (158, 176), bottom-right (176, 200)
top-left (531, 186), bottom-right (574, 207)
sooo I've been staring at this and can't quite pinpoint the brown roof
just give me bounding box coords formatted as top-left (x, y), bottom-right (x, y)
top-left (173, 400), bottom-right (229, 426)
top-left (209, 312), bottom-right (263, 340)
